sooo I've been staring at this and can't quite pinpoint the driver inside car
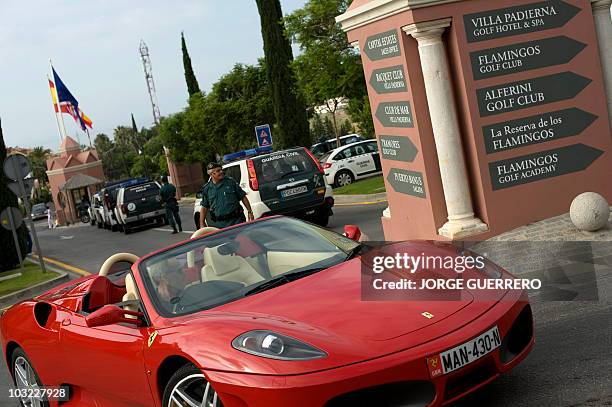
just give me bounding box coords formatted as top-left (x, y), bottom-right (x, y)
top-left (149, 259), bottom-right (187, 308)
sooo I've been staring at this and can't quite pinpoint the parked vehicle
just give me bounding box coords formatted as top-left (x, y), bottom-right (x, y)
top-left (100, 178), bottom-right (149, 231)
top-left (310, 133), bottom-right (363, 158)
top-left (90, 193), bottom-right (104, 228)
top-left (0, 216), bottom-right (534, 407)
top-left (321, 139), bottom-right (382, 188)
top-left (194, 146), bottom-right (334, 228)
top-left (30, 203), bottom-right (47, 221)
top-left (115, 180), bottom-right (166, 234)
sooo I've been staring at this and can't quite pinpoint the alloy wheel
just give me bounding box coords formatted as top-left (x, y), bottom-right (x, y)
top-left (337, 172), bottom-right (353, 187)
top-left (13, 356), bottom-right (43, 407)
top-left (168, 373), bottom-right (222, 407)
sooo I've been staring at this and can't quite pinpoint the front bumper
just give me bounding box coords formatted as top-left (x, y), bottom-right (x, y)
top-left (204, 296), bottom-right (533, 407)
top-left (124, 209), bottom-right (165, 224)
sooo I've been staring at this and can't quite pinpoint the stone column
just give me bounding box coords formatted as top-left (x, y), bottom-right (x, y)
top-left (403, 18), bottom-right (488, 239)
top-left (591, 0), bottom-right (612, 125)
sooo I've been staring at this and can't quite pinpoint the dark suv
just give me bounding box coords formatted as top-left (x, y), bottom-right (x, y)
top-left (194, 147), bottom-right (335, 228)
top-left (115, 181), bottom-right (166, 234)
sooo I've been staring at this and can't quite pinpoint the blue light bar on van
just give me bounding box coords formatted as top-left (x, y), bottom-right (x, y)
top-left (223, 146), bottom-right (273, 163)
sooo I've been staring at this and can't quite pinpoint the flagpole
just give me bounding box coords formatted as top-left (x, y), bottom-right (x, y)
top-left (47, 74), bottom-right (63, 144)
top-left (50, 59), bottom-right (69, 141)
top-left (86, 128), bottom-right (92, 149)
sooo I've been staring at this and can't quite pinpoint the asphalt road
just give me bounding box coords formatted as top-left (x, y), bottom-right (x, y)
top-left (22, 202), bottom-right (387, 274)
top-left (1, 201), bottom-right (611, 406)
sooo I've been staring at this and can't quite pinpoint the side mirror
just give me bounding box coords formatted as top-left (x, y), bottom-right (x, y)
top-left (85, 305), bottom-right (143, 327)
top-left (343, 225), bottom-right (361, 241)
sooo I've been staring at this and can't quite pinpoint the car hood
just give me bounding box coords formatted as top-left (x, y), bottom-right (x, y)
top-left (160, 242), bottom-right (509, 375)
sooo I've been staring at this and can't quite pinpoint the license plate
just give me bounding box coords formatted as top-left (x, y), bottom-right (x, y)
top-left (427, 326), bottom-right (501, 378)
top-left (281, 185), bottom-right (308, 198)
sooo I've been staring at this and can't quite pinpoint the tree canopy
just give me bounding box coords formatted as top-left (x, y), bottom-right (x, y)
top-left (255, 0), bottom-right (310, 148)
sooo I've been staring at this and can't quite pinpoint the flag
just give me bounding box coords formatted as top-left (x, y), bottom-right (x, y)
top-left (48, 79), bottom-right (70, 115)
top-left (52, 67), bottom-right (89, 131)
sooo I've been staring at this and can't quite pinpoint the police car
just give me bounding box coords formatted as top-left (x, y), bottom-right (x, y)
top-left (321, 139), bottom-right (382, 188)
top-left (309, 133), bottom-right (363, 158)
top-left (115, 180), bottom-right (166, 234)
top-left (194, 146), bottom-right (334, 228)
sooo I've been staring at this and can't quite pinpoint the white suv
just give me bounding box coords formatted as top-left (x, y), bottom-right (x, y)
top-left (321, 139), bottom-right (382, 188)
top-left (193, 147), bottom-right (334, 228)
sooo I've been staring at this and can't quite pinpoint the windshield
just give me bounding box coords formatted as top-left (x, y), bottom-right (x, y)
top-left (254, 149), bottom-right (316, 182)
top-left (139, 217), bottom-right (359, 317)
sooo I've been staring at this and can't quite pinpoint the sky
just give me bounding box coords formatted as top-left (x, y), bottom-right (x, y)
top-left (0, 0), bottom-right (308, 150)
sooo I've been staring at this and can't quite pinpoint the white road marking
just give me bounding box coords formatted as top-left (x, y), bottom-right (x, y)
top-left (152, 228), bottom-right (195, 234)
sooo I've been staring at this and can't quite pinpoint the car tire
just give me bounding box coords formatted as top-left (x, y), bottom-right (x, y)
top-left (315, 212), bottom-right (330, 227)
top-left (162, 364), bottom-right (223, 407)
top-left (334, 170), bottom-right (354, 188)
top-left (194, 213), bottom-right (200, 230)
top-left (11, 347), bottom-right (50, 407)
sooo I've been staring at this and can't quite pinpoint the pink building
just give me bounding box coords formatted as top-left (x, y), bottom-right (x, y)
top-left (46, 137), bottom-right (104, 225)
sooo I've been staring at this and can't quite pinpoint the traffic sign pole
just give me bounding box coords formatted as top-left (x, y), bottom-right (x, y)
top-left (6, 208), bottom-right (24, 270)
top-left (10, 157), bottom-right (47, 273)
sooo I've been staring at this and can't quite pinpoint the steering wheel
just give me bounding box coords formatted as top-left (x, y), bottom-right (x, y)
top-left (99, 253), bottom-right (140, 276)
top-left (187, 227), bottom-right (219, 268)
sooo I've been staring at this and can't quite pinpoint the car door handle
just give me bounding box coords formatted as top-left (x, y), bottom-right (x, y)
top-left (61, 318), bottom-right (71, 326)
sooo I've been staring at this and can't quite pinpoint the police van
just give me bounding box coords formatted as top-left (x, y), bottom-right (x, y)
top-left (194, 146), bottom-right (334, 228)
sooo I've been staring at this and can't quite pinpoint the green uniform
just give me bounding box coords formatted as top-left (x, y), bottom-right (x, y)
top-left (201, 177), bottom-right (246, 228)
top-left (160, 183), bottom-right (181, 230)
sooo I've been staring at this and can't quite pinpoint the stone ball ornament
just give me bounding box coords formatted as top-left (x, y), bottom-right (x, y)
top-left (569, 192), bottom-right (610, 232)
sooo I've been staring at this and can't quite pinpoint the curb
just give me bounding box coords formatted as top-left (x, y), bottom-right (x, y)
top-left (30, 254), bottom-right (91, 277)
top-left (334, 192), bottom-right (387, 205)
top-left (0, 260), bottom-right (70, 309)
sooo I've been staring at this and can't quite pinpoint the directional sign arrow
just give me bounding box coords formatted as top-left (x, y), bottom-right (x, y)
top-left (470, 36), bottom-right (587, 80)
top-left (477, 72), bottom-right (591, 117)
top-left (387, 168), bottom-right (426, 198)
top-left (489, 143), bottom-right (603, 190)
top-left (363, 29), bottom-right (401, 61)
top-left (369, 65), bottom-right (407, 94)
top-left (483, 108), bottom-right (598, 154)
top-left (375, 102), bottom-right (414, 128)
top-left (380, 135), bottom-right (418, 162)
top-left (464, 0), bottom-right (582, 43)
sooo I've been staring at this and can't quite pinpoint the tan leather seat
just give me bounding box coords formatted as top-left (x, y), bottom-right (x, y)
top-left (123, 274), bottom-right (140, 315)
top-left (202, 247), bottom-right (264, 286)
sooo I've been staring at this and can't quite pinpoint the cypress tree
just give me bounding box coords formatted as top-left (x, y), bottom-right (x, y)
top-left (0, 118), bottom-right (28, 272)
top-left (255, 0), bottom-right (310, 148)
top-left (181, 32), bottom-right (201, 97)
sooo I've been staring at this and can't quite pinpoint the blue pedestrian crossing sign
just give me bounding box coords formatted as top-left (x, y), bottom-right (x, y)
top-left (255, 124), bottom-right (273, 147)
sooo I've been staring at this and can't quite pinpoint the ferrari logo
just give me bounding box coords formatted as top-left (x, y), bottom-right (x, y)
top-left (430, 358), bottom-right (437, 368)
top-left (148, 331), bottom-right (158, 348)
top-left (422, 312), bottom-right (434, 319)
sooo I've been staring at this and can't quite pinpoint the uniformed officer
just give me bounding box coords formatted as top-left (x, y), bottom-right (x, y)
top-left (199, 162), bottom-right (254, 229)
top-left (160, 175), bottom-right (182, 234)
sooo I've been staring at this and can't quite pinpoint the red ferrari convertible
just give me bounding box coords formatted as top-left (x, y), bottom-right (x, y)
top-left (1, 216), bottom-right (533, 407)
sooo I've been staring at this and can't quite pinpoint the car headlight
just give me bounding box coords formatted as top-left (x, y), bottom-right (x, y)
top-left (232, 330), bottom-right (327, 360)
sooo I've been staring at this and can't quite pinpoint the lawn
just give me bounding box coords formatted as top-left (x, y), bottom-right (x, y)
top-left (0, 263), bottom-right (59, 297)
top-left (334, 175), bottom-right (386, 195)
